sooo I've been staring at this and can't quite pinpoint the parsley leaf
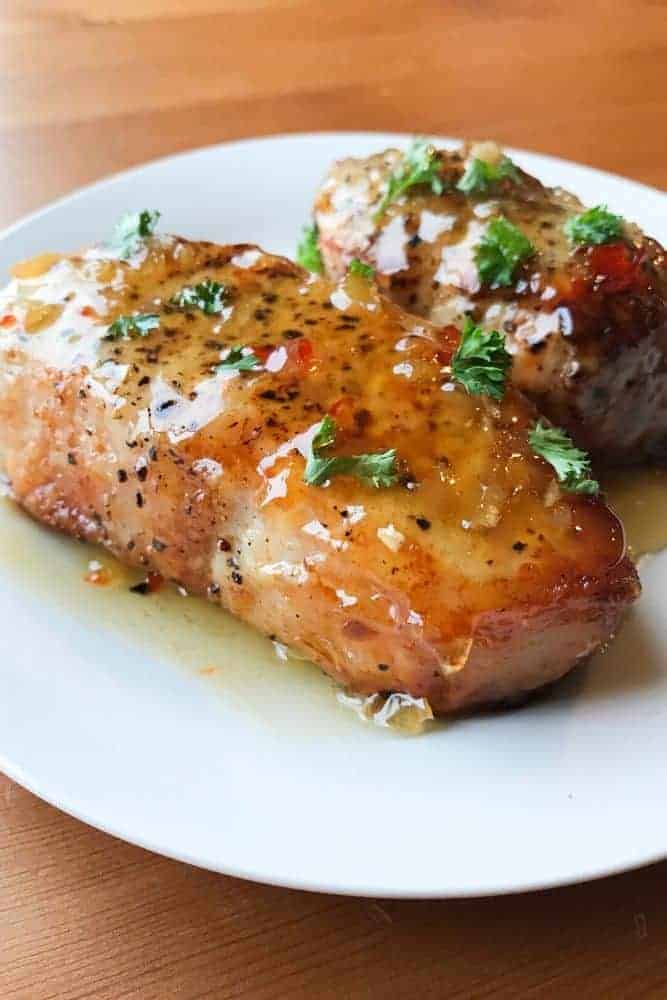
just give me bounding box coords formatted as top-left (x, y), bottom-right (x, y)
top-left (528, 420), bottom-right (599, 495)
top-left (172, 279), bottom-right (230, 315)
top-left (348, 258), bottom-right (375, 280)
top-left (457, 156), bottom-right (519, 195)
top-left (374, 139), bottom-right (446, 221)
top-left (475, 216), bottom-right (535, 287)
top-left (108, 209), bottom-right (160, 258)
top-left (297, 222), bottom-right (324, 274)
top-left (564, 205), bottom-right (624, 246)
top-left (104, 313), bottom-right (159, 340)
top-left (216, 346), bottom-right (261, 372)
top-left (303, 415), bottom-right (398, 488)
top-left (451, 318), bottom-right (512, 400)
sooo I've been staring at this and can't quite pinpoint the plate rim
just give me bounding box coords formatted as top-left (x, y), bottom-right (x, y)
top-left (2, 749), bottom-right (664, 899)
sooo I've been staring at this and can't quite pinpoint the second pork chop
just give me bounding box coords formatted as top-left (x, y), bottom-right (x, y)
top-left (313, 141), bottom-right (667, 464)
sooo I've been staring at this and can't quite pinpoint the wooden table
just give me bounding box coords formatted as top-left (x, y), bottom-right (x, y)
top-left (2, 2), bottom-right (666, 996)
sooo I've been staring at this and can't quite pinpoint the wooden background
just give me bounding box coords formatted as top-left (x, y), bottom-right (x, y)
top-left (2, 1), bottom-right (667, 996)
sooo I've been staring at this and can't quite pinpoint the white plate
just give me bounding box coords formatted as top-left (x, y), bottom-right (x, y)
top-left (1, 132), bottom-right (666, 898)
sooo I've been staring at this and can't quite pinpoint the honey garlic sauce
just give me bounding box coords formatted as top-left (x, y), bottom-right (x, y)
top-left (601, 467), bottom-right (667, 559)
top-left (0, 237), bottom-right (635, 712)
top-left (0, 238), bottom-right (624, 580)
top-left (317, 146), bottom-right (584, 315)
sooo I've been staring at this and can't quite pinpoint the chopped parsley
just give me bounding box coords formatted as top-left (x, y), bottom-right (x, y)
top-left (297, 222), bottom-right (324, 274)
top-left (374, 139), bottom-right (446, 220)
top-left (108, 209), bottom-right (160, 258)
top-left (216, 346), bottom-right (260, 372)
top-left (528, 420), bottom-right (599, 495)
top-left (475, 216), bottom-right (535, 287)
top-left (303, 415), bottom-right (398, 488)
top-left (457, 156), bottom-right (519, 195)
top-left (172, 279), bottom-right (230, 315)
top-left (104, 313), bottom-right (159, 340)
top-left (348, 258), bottom-right (375, 280)
top-left (451, 318), bottom-right (512, 401)
top-left (564, 205), bottom-right (624, 246)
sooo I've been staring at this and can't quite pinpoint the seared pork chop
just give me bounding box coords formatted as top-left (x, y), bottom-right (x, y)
top-left (0, 234), bottom-right (639, 714)
top-left (313, 141), bottom-right (667, 464)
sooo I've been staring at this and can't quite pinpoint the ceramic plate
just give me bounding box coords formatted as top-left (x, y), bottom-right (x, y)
top-left (1, 133), bottom-right (666, 898)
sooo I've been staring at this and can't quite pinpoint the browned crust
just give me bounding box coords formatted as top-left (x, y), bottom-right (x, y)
top-left (0, 240), bottom-right (641, 715)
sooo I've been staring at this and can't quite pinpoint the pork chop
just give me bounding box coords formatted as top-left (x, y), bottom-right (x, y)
top-left (0, 233), bottom-right (639, 714)
top-left (313, 141), bottom-right (667, 464)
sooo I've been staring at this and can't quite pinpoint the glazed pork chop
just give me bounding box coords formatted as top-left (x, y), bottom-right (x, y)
top-left (313, 141), bottom-right (667, 464)
top-left (0, 230), bottom-right (639, 714)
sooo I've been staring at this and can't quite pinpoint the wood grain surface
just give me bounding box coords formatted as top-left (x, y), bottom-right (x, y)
top-left (1, 2), bottom-right (666, 997)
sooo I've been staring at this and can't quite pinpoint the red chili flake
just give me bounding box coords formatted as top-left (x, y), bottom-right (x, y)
top-left (588, 242), bottom-right (641, 293)
top-left (329, 396), bottom-right (347, 416)
top-left (253, 344), bottom-right (273, 364)
top-left (261, 338), bottom-right (315, 374)
top-left (80, 305), bottom-right (99, 319)
top-left (291, 337), bottom-right (314, 368)
top-left (434, 324), bottom-right (459, 365)
top-left (0, 314), bottom-right (16, 328)
top-left (146, 571), bottom-right (163, 593)
top-left (328, 395), bottom-right (355, 429)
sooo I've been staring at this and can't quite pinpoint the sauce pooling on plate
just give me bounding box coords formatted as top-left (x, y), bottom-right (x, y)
top-left (602, 467), bottom-right (667, 559)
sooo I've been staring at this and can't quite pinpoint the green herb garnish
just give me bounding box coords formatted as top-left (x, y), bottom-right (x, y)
top-left (104, 313), bottom-right (159, 340)
top-left (303, 415), bottom-right (398, 488)
top-left (475, 216), bottom-right (535, 287)
top-left (374, 139), bottom-right (446, 221)
top-left (564, 205), bottom-right (624, 246)
top-left (108, 210), bottom-right (160, 258)
top-left (297, 222), bottom-right (324, 274)
top-left (172, 279), bottom-right (230, 315)
top-left (528, 420), bottom-right (599, 495)
top-left (457, 156), bottom-right (519, 195)
top-left (451, 318), bottom-right (512, 401)
top-left (216, 346), bottom-right (261, 372)
top-left (348, 258), bottom-right (375, 280)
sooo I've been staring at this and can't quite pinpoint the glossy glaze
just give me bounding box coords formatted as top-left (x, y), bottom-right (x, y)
top-left (0, 238), bottom-right (639, 712)
top-left (314, 143), bottom-right (667, 462)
